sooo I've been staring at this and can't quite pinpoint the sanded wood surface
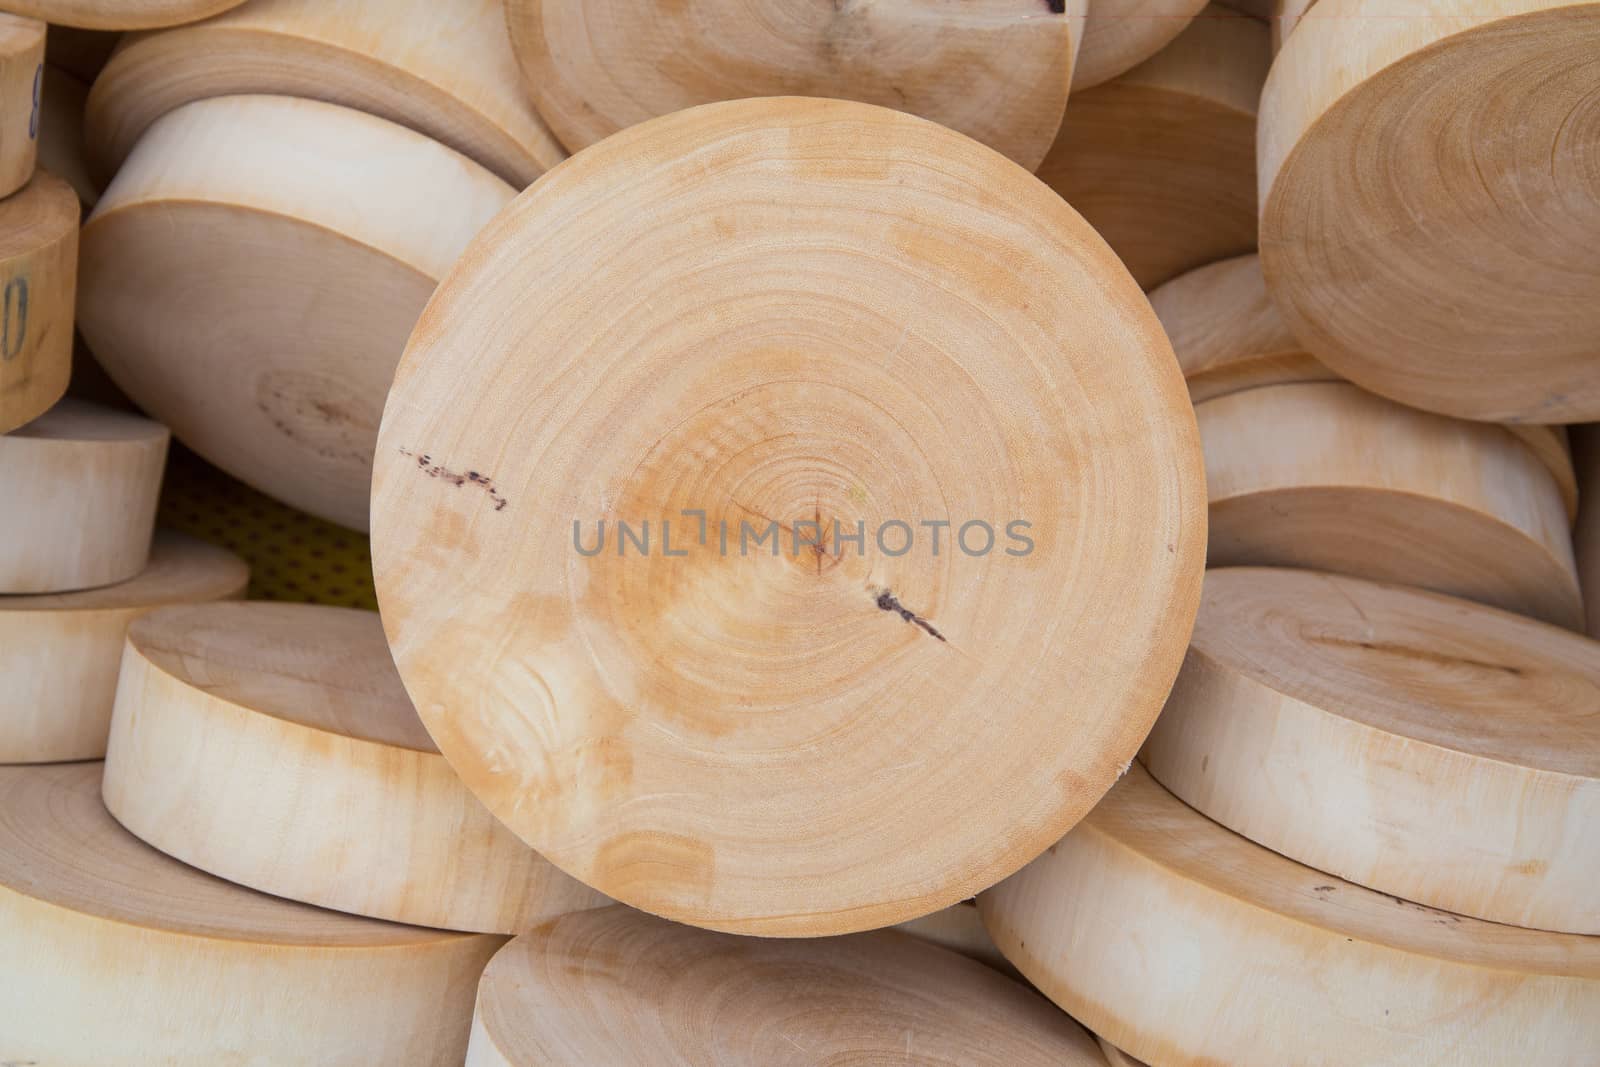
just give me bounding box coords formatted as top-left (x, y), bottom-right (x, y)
top-left (1072, 0), bottom-right (1209, 90)
top-left (503, 0), bottom-right (1083, 170)
top-left (372, 97), bottom-right (1205, 936)
top-left (465, 905), bottom-right (1106, 1066)
top-left (1040, 4), bottom-right (1269, 288)
top-left (78, 95), bottom-right (514, 530)
top-left (0, 12), bottom-right (43, 198)
top-left (0, 530), bottom-right (246, 763)
top-left (1259, 0), bottom-right (1600, 422)
top-left (0, 398), bottom-right (168, 593)
top-left (981, 764), bottom-right (1600, 1066)
top-left (1144, 567), bottom-right (1600, 933)
top-left (0, 168), bottom-right (79, 434)
top-left (103, 601), bottom-right (610, 932)
top-left (0, 0), bottom-right (243, 30)
top-left (0, 761), bottom-right (502, 1064)
top-left (86, 0), bottom-right (563, 186)
top-left (1200, 381), bottom-right (1582, 628)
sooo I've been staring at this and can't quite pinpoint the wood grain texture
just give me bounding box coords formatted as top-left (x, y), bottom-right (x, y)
top-left (102, 601), bottom-right (609, 933)
top-left (981, 764), bottom-right (1600, 1067)
top-left (1039, 4), bottom-right (1269, 288)
top-left (503, 0), bottom-right (1083, 170)
top-left (0, 530), bottom-right (246, 763)
top-left (372, 97), bottom-right (1206, 936)
top-left (38, 64), bottom-right (99, 208)
top-left (86, 0), bottom-right (563, 187)
top-left (0, 12), bottom-right (43, 198)
top-left (1259, 0), bottom-right (1600, 422)
top-left (0, 761), bottom-right (502, 1064)
top-left (0, 398), bottom-right (168, 593)
top-left (0, 0), bottom-right (243, 30)
top-left (1200, 381), bottom-right (1582, 628)
top-left (465, 905), bottom-right (1106, 1066)
top-left (0, 168), bottom-right (78, 434)
top-left (1072, 0), bottom-right (1209, 90)
top-left (78, 95), bottom-right (514, 530)
top-left (1144, 567), bottom-right (1600, 933)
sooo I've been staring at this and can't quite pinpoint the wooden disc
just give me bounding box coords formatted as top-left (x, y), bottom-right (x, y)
top-left (0, 0), bottom-right (244, 31)
top-left (1200, 381), bottom-right (1582, 629)
top-left (0, 529), bottom-right (246, 763)
top-left (0, 12), bottom-right (43, 198)
top-left (1072, 0), bottom-right (1209, 90)
top-left (0, 398), bottom-right (168, 594)
top-left (103, 601), bottom-right (609, 932)
top-left (502, 0), bottom-right (1083, 171)
top-left (78, 95), bottom-right (514, 530)
top-left (1259, 0), bottom-right (1600, 422)
top-left (1039, 4), bottom-right (1269, 288)
top-left (372, 97), bottom-right (1206, 935)
top-left (0, 168), bottom-right (79, 435)
top-left (86, 0), bottom-right (564, 187)
top-left (39, 65), bottom-right (99, 209)
top-left (1144, 567), bottom-right (1600, 933)
top-left (980, 763), bottom-right (1600, 1066)
top-left (465, 905), bottom-right (1105, 1066)
top-left (1270, 0), bottom-right (1316, 51)
top-left (0, 761), bottom-right (502, 1064)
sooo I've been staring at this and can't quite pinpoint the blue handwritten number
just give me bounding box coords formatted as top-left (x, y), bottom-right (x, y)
top-left (2, 278), bottom-right (27, 361)
top-left (29, 63), bottom-right (40, 140)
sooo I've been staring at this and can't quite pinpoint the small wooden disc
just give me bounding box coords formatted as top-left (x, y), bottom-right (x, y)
top-left (0, 761), bottom-right (502, 1064)
top-left (1072, 0), bottom-right (1209, 90)
top-left (78, 95), bottom-right (514, 530)
top-left (0, 168), bottom-right (79, 435)
top-left (1144, 567), bottom-right (1600, 933)
top-left (0, 398), bottom-right (168, 593)
top-left (1260, 0), bottom-right (1600, 422)
top-left (0, 529), bottom-right (246, 763)
top-left (1200, 381), bottom-right (1582, 628)
top-left (0, 12), bottom-right (43, 198)
top-left (981, 764), bottom-right (1600, 1066)
top-left (1039, 4), bottom-right (1269, 288)
top-left (503, 0), bottom-right (1083, 171)
top-left (103, 601), bottom-right (608, 933)
top-left (86, 0), bottom-right (564, 187)
top-left (0, 0), bottom-right (244, 31)
top-left (466, 905), bottom-right (1105, 1066)
top-left (372, 97), bottom-right (1206, 935)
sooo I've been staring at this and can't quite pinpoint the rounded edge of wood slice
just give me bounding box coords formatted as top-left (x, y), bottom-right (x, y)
top-left (0, 0), bottom-right (245, 30)
top-left (979, 763), bottom-right (1600, 1066)
top-left (372, 96), bottom-right (1207, 936)
top-left (0, 761), bottom-right (503, 1065)
top-left (103, 600), bottom-right (610, 933)
top-left (0, 397), bottom-right (168, 593)
top-left (78, 94), bottom-right (515, 530)
top-left (0, 12), bottom-right (44, 198)
top-left (1071, 0), bottom-right (1210, 90)
top-left (1143, 566), bottom-right (1600, 933)
top-left (1259, 0), bottom-right (1600, 422)
top-left (465, 905), bottom-right (1105, 1066)
top-left (1098, 1037), bottom-right (1151, 1067)
top-left (0, 529), bottom-right (247, 763)
top-left (1199, 380), bottom-right (1582, 629)
top-left (0, 168), bottom-right (80, 434)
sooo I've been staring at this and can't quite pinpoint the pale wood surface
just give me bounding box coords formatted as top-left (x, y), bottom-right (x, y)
top-left (1199, 381), bottom-right (1582, 628)
top-left (102, 601), bottom-right (610, 933)
top-left (1072, 0), bottom-right (1209, 90)
top-left (372, 97), bottom-right (1206, 936)
top-left (465, 905), bottom-right (1106, 1066)
top-left (0, 12), bottom-right (43, 198)
top-left (1271, 0), bottom-right (1317, 50)
top-left (1259, 0), bottom-right (1600, 422)
top-left (503, 0), bottom-right (1084, 170)
top-left (980, 764), bottom-right (1600, 1066)
top-left (0, 0), bottom-right (244, 30)
top-left (0, 761), bottom-right (502, 1064)
top-left (1039, 4), bottom-right (1269, 288)
top-left (1144, 567), bottom-right (1600, 933)
top-left (86, 0), bottom-right (563, 186)
top-left (0, 530), bottom-right (246, 763)
top-left (0, 398), bottom-right (168, 593)
top-left (38, 64), bottom-right (100, 208)
top-left (0, 168), bottom-right (78, 434)
top-left (78, 95), bottom-right (514, 530)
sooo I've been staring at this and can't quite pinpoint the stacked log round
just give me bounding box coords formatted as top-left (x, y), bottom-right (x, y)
top-left (0, 0), bottom-right (245, 31)
top-left (0, 169), bottom-right (78, 434)
top-left (0, 13), bottom-right (44, 199)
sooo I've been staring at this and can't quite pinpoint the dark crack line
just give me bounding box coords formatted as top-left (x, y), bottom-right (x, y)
top-left (876, 590), bottom-right (946, 642)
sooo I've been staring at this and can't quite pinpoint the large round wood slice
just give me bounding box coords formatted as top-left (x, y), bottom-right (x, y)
top-left (0, 398), bottom-right (168, 594)
top-left (78, 95), bottom-right (514, 530)
top-left (103, 601), bottom-right (609, 932)
top-left (0, 530), bottom-right (246, 763)
top-left (980, 764), bottom-right (1600, 1066)
top-left (0, 0), bottom-right (243, 30)
top-left (0, 13), bottom-right (43, 198)
top-left (465, 905), bottom-right (1105, 1066)
top-left (0, 169), bottom-right (78, 434)
top-left (1259, 0), bottom-right (1600, 423)
top-left (1072, 0), bottom-right (1209, 91)
top-left (0, 761), bottom-right (502, 1064)
top-left (1039, 4), bottom-right (1269, 288)
top-left (502, 0), bottom-right (1083, 171)
top-left (1200, 381), bottom-right (1581, 629)
top-left (1144, 567), bottom-right (1600, 933)
top-left (86, 0), bottom-right (563, 187)
top-left (372, 97), bottom-right (1206, 936)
